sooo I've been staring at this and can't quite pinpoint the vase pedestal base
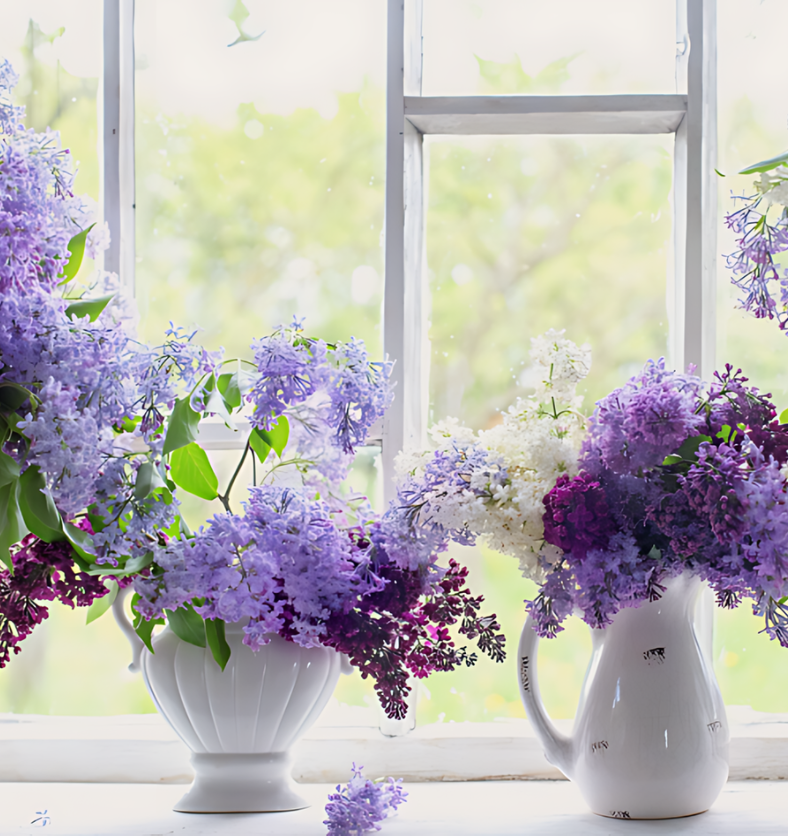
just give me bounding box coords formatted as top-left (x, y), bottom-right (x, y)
top-left (174, 752), bottom-right (307, 814)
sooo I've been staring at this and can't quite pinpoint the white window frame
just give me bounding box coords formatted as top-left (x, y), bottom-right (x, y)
top-left (7, 0), bottom-right (788, 786)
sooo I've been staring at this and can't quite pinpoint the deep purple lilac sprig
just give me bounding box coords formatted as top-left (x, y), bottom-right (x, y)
top-left (324, 764), bottom-right (407, 836)
top-left (542, 472), bottom-right (617, 560)
top-left (0, 532), bottom-right (115, 667)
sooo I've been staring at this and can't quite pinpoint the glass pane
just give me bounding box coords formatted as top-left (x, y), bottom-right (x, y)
top-left (134, 0), bottom-right (387, 358)
top-left (422, 0), bottom-right (677, 97)
top-left (0, 2), bottom-right (101, 203)
top-left (417, 133), bottom-right (673, 722)
top-left (715, 0), bottom-right (788, 715)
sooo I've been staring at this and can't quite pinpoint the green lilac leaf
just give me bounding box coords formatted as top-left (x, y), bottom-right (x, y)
top-left (170, 443), bottom-right (219, 500)
top-left (740, 152), bottom-right (788, 175)
top-left (716, 425), bottom-right (732, 443)
top-left (134, 462), bottom-right (166, 500)
top-left (0, 451), bottom-right (21, 489)
top-left (65, 293), bottom-right (115, 322)
top-left (63, 521), bottom-right (97, 561)
top-left (18, 465), bottom-right (65, 543)
top-left (674, 434), bottom-right (712, 461)
top-left (255, 414), bottom-right (289, 458)
top-left (205, 387), bottom-right (237, 429)
top-left (205, 618), bottom-right (232, 671)
top-left (779, 408), bottom-right (788, 425)
top-left (0, 478), bottom-right (27, 571)
top-left (217, 373), bottom-right (241, 409)
top-left (165, 604), bottom-right (207, 648)
top-left (132, 593), bottom-right (165, 653)
top-left (662, 454), bottom-right (682, 465)
top-left (0, 382), bottom-right (32, 412)
top-left (57, 222), bottom-right (95, 284)
top-left (249, 428), bottom-right (272, 464)
top-left (85, 579), bottom-right (119, 625)
top-left (163, 397), bottom-right (201, 455)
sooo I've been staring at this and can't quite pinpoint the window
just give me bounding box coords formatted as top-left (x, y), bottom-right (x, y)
top-left (4, 0), bottom-right (788, 784)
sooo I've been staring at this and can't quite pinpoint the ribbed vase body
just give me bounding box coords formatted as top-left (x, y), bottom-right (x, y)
top-left (141, 624), bottom-right (342, 812)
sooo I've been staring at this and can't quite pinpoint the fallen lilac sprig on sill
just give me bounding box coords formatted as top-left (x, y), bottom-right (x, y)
top-left (324, 764), bottom-right (407, 835)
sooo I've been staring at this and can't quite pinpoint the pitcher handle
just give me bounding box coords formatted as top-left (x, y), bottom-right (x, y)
top-left (518, 615), bottom-right (574, 776)
top-left (112, 586), bottom-right (145, 674)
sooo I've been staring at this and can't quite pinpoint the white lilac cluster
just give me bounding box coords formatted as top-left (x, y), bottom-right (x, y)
top-left (397, 330), bottom-right (590, 579)
top-left (755, 165), bottom-right (788, 208)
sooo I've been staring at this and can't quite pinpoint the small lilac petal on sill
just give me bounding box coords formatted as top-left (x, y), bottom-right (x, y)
top-left (324, 764), bottom-right (407, 836)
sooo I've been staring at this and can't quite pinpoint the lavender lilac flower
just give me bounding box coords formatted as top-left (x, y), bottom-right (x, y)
top-left (725, 191), bottom-right (788, 330)
top-left (248, 319), bottom-right (393, 458)
top-left (324, 764), bottom-right (407, 836)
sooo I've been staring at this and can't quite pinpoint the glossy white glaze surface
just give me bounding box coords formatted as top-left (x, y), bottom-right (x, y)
top-left (519, 574), bottom-right (729, 819)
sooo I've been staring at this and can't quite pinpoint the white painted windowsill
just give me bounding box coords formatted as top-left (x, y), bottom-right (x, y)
top-left (1, 780), bottom-right (786, 835)
top-left (1, 705), bottom-right (788, 784)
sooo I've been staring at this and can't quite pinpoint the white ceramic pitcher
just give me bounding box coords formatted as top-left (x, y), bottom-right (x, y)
top-left (518, 573), bottom-right (729, 820)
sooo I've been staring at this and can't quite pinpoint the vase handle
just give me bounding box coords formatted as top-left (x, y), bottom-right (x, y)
top-left (112, 586), bottom-right (145, 674)
top-left (518, 615), bottom-right (574, 776)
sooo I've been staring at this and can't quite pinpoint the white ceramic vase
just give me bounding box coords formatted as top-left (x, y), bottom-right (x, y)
top-left (518, 573), bottom-right (729, 820)
top-left (113, 590), bottom-right (349, 813)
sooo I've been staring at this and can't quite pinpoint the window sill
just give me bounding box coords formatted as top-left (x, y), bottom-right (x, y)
top-left (1, 780), bottom-right (786, 835)
top-left (1, 705), bottom-right (788, 784)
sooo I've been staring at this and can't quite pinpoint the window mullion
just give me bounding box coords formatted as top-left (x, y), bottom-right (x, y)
top-left (673, 0), bottom-right (717, 380)
top-left (102, 0), bottom-right (136, 296)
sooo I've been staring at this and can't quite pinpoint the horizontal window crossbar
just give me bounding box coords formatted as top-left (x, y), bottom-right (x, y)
top-left (404, 94), bottom-right (687, 135)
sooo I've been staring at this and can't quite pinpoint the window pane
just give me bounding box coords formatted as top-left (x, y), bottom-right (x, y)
top-left (715, 0), bottom-right (788, 715)
top-left (422, 0), bottom-right (677, 97)
top-left (418, 132), bottom-right (673, 722)
top-left (0, 2), bottom-right (101, 203)
top-left (134, 0), bottom-right (386, 358)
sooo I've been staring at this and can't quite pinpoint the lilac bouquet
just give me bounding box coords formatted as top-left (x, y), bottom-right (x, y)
top-left (132, 320), bottom-right (506, 719)
top-left (529, 358), bottom-right (788, 643)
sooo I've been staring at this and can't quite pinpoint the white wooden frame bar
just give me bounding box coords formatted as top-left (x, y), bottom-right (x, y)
top-left (405, 94), bottom-right (687, 135)
top-left (102, 0), bottom-right (136, 296)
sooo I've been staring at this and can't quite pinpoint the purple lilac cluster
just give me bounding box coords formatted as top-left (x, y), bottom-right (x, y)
top-left (582, 358), bottom-right (704, 475)
top-left (324, 764), bottom-right (407, 836)
top-left (134, 485), bottom-right (506, 719)
top-left (529, 362), bottom-right (788, 641)
top-left (0, 59), bottom-right (85, 293)
top-left (248, 320), bottom-right (393, 472)
top-left (725, 193), bottom-right (788, 330)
